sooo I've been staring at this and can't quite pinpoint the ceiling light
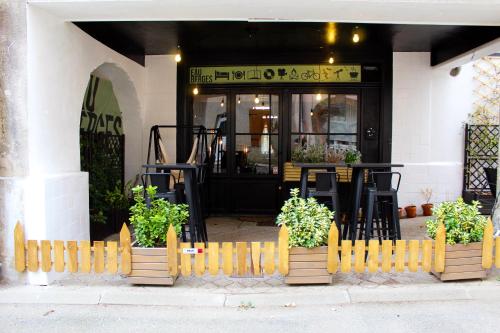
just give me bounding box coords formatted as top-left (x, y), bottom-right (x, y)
top-left (254, 95), bottom-right (260, 104)
top-left (353, 33), bottom-right (360, 43)
top-left (220, 98), bottom-right (225, 107)
top-left (316, 93), bottom-right (322, 101)
top-left (328, 56), bottom-right (334, 64)
top-left (326, 22), bottom-right (336, 44)
top-left (175, 45), bottom-right (182, 62)
top-left (237, 96), bottom-right (241, 104)
top-left (193, 87), bottom-right (199, 95)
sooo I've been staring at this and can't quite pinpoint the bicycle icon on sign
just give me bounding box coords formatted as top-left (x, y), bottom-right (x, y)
top-left (301, 70), bottom-right (320, 81)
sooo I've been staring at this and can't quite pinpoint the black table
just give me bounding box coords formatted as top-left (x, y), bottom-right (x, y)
top-left (293, 162), bottom-right (404, 240)
top-left (143, 163), bottom-right (206, 244)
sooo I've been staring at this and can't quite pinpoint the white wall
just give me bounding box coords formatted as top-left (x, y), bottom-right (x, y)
top-left (24, 5), bottom-right (147, 284)
top-left (392, 52), bottom-right (473, 211)
top-left (144, 55), bottom-right (178, 164)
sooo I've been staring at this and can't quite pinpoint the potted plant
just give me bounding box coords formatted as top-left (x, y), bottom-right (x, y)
top-left (421, 188), bottom-right (433, 216)
top-left (127, 185), bottom-right (189, 285)
top-left (398, 207), bottom-right (405, 219)
top-left (344, 148), bottom-right (362, 164)
top-left (404, 205), bottom-right (417, 218)
top-left (426, 198), bottom-right (488, 281)
top-left (276, 188), bottom-right (334, 284)
top-left (105, 180), bottom-right (133, 233)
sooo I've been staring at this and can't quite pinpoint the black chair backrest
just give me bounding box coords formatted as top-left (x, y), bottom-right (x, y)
top-left (142, 172), bottom-right (173, 194)
top-left (484, 167), bottom-right (497, 197)
top-left (369, 171), bottom-right (401, 192)
top-left (315, 172), bottom-right (338, 192)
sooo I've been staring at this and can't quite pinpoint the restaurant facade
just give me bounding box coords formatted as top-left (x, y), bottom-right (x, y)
top-left (0, 0), bottom-right (499, 284)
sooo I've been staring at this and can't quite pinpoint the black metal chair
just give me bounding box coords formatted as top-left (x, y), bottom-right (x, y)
top-left (361, 171), bottom-right (402, 243)
top-left (308, 172), bottom-right (341, 233)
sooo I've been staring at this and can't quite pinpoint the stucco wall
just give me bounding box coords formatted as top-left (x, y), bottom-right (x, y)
top-left (392, 52), bottom-right (473, 211)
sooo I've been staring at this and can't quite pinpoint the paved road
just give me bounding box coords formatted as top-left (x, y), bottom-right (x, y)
top-left (1, 299), bottom-right (499, 333)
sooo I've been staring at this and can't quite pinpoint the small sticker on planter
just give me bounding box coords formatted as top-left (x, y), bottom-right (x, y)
top-left (182, 248), bottom-right (203, 254)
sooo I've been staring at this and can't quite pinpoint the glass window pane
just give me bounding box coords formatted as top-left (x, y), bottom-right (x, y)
top-left (236, 94), bottom-right (271, 133)
top-left (235, 134), bottom-right (271, 175)
top-left (291, 134), bottom-right (328, 151)
top-left (291, 94), bottom-right (300, 132)
top-left (270, 95), bottom-right (279, 134)
top-left (210, 132), bottom-right (227, 174)
top-left (193, 94), bottom-right (227, 129)
top-left (329, 135), bottom-right (357, 150)
top-left (296, 94), bottom-right (329, 133)
top-left (329, 94), bottom-right (358, 133)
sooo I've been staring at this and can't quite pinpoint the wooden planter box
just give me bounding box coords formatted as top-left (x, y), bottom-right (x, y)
top-left (128, 247), bottom-right (177, 286)
top-left (285, 246), bottom-right (332, 284)
top-left (431, 242), bottom-right (486, 281)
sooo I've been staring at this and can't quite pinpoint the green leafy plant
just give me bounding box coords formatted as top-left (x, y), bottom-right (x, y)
top-left (426, 198), bottom-right (487, 245)
top-left (276, 188), bottom-right (334, 248)
top-left (344, 148), bottom-right (362, 164)
top-left (291, 144), bottom-right (326, 163)
top-left (129, 185), bottom-right (188, 247)
top-left (105, 181), bottom-right (130, 210)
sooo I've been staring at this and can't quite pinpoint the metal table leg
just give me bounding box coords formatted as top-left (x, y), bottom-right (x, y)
top-left (349, 168), bottom-right (365, 242)
top-left (183, 169), bottom-right (199, 245)
top-left (299, 167), bottom-right (309, 198)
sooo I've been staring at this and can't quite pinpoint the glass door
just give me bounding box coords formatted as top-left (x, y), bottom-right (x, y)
top-left (234, 93), bottom-right (280, 176)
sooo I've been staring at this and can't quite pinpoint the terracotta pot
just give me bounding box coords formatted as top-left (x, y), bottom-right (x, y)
top-left (421, 203), bottom-right (434, 217)
top-left (404, 205), bottom-right (417, 218)
top-left (398, 207), bottom-right (404, 219)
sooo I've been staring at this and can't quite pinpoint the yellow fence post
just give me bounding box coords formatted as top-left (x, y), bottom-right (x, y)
top-left (54, 240), bottom-right (65, 272)
top-left (495, 237), bottom-right (500, 269)
top-left (27, 240), bottom-right (39, 272)
top-left (395, 240), bottom-right (406, 272)
top-left (208, 242), bottom-right (219, 276)
top-left (222, 242), bottom-right (233, 276)
top-left (482, 218), bottom-right (494, 269)
top-left (14, 222), bottom-right (26, 272)
top-left (166, 225), bottom-right (178, 276)
top-left (236, 242), bottom-right (247, 276)
top-left (194, 242), bottom-right (206, 276)
top-left (251, 242), bottom-right (261, 275)
top-left (41, 240), bottom-right (52, 273)
top-left (263, 242), bottom-right (275, 275)
top-left (367, 240), bottom-right (379, 273)
top-left (327, 223), bottom-right (338, 274)
top-left (340, 240), bottom-right (352, 273)
top-left (107, 241), bottom-right (118, 274)
top-left (80, 240), bottom-right (91, 273)
top-left (94, 241), bottom-right (105, 273)
top-left (354, 240), bottom-right (365, 273)
top-left (278, 225), bottom-right (289, 275)
top-left (434, 222), bottom-right (446, 273)
top-left (67, 241), bottom-right (78, 273)
top-left (421, 239), bottom-right (433, 272)
top-left (381, 240), bottom-right (392, 273)
top-left (119, 223), bottom-right (131, 275)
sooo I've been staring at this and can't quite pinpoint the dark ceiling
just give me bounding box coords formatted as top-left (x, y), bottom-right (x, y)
top-left (75, 21), bottom-right (500, 66)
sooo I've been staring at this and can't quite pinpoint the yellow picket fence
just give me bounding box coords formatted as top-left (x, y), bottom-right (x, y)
top-left (13, 219), bottom-right (499, 277)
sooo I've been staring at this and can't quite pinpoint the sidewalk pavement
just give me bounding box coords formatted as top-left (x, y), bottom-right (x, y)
top-left (1, 277), bottom-right (499, 308)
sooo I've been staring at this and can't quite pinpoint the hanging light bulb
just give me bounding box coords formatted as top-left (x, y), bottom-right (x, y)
top-left (254, 95), bottom-right (260, 104)
top-left (310, 110), bottom-right (314, 117)
top-left (220, 98), bottom-right (225, 107)
top-left (329, 56), bottom-right (334, 64)
top-left (174, 45), bottom-right (182, 62)
top-left (352, 27), bottom-right (360, 43)
top-left (316, 93), bottom-right (322, 101)
top-left (237, 96), bottom-right (241, 104)
top-left (193, 87), bottom-right (199, 95)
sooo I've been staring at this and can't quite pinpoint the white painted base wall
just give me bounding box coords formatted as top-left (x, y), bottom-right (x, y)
top-left (392, 52), bottom-right (473, 211)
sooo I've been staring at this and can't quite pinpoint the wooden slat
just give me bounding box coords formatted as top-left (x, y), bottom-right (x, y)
top-left (446, 249), bottom-right (482, 259)
top-left (208, 242), bottom-right (219, 276)
top-left (119, 224), bottom-right (131, 274)
top-left (496, 237), bottom-right (500, 269)
top-left (222, 242), bottom-right (233, 276)
top-left (381, 240), bottom-right (392, 273)
top-left (289, 261), bottom-right (327, 269)
top-left (14, 222), bottom-right (25, 272)
top-left (341, 240), bottom-right (352, 273)
top-left (445, 242), bottom-right (482, 251)
top-left (434, 222), bottom-right (446, 273)
top-left (278, 225), bottom-right (289, 275)
top-left (80, 241), bottom-right (91, 273)
top-left (107, 241), bottom-right (118, 274)
top-left (67, 241), bottom-right (78, 273)
top-left (194, 242), bottom-right (205, 276)
top-left (446, 257), bottom-right (482, 266)
top-left (367, 240), bottom-right (379, 273)
top-left (354, 241), bottom-right (365, 273)
top-left (287, 268), bottom-right (330, 277)
top-left (395, 240), bottom-right (406, 272)
top-left (128, 276), bottom-right (175, 285)
top-left (236, 242), bottom-right (247, 276)
top-left (27, 240), bottom-right (39, 272)
top-left (167, 225), bottom-right (178, 276)
top-left (422, 239), bottom-right (432, 272)
top-left (327, 224), bottom-right (339, 273)
top-left (131, 262), bottom-right (169, 270)
top-left (41, 240), bottom-right (52, 272)
top-left (54, 240), bottom-right (65, 272)
top-left (285, 275), bottom-right (332, 284)
top-left (132, 248), bottom-right (168, 256)
top-left (290, 247), bottom-right (328, 255)
top-left (130, 269), bottom-right (172, 278)
top-left (439, 271), bottom-right (487, 281)
top-left (444, 263), bottom-right (484, 273)
top-left (132, 254), bottom-right (168, 263)
top-left (251, 242), bottom-right (261, 275)
top-left (94, 241), bottom-right (105, 273)
top-left (180, 242), bottom-right (192, 276)
top-left (289, 253), bottom-right (328, 261)
top-left (482, 218), bottom-right (493, 269)
top-left (264, 242), bottom-right (275, 275)
top-left (408, 240), bottom-right (419, 272)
